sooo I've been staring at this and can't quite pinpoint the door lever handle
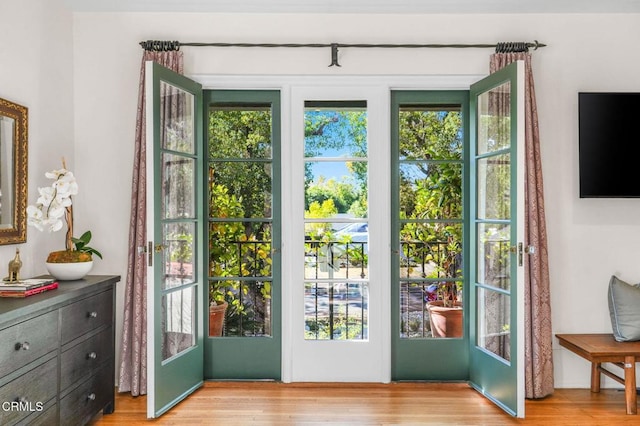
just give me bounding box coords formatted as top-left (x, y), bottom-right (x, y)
top-left (510, 243), bottom-right (524, 266)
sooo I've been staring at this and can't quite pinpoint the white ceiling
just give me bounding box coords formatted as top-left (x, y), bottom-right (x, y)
top-left (63, 0), bottom-right (640, 14)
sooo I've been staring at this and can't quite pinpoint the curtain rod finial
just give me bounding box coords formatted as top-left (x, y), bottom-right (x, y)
top-left (533, 40), bottom-right (546, 50)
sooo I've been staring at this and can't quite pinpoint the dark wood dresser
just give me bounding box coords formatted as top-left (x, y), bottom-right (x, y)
top-left (0, 275), bottom-right (119, 425)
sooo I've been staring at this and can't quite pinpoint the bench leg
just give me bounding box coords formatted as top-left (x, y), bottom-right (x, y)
top-left (591, 362), bottom-right (601, 393)
top-left (624, 356), bottom-right (637, 415)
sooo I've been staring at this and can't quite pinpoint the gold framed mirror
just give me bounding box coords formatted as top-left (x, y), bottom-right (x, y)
top-left (0, 97), bottom-right (27, 244)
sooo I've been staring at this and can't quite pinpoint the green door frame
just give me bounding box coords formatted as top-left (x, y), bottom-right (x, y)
top-left (203, 89), bottom-right (282, 380)
top-left (390, 90), bottom-right (470, 380)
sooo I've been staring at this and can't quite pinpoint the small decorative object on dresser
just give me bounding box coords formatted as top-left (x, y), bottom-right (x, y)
top-left (26, 160), bottom-right (103, 281)
top-left (3, 248), bottom-right (22, 282)
top-left (0, 275), bottom-right (119, 425)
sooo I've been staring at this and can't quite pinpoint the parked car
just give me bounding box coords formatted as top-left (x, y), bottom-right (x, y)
top-left (334, 222), bottom-right (368, 254)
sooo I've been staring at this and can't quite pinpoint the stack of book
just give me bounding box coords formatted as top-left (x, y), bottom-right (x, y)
top-left (0, 278), bottom-right (59, 298)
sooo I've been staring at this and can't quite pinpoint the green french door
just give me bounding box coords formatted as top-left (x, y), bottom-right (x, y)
top-left (391, 90), bottom-right (469, 380)
top-left (468, 61), bottom-right (525, 417)
top-left (203, 90), bottom-right (281, 379)
top-left (146, 62), bottom-right (205, 418)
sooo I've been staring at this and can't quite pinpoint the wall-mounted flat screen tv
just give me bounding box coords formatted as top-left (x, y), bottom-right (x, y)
top-left (579, 92), bottom-right (640, 198)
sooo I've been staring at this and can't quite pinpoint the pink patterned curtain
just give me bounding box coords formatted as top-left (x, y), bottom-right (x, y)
top-left (118, 49), bottom-right (184, 396)
top-left (490, 50), bottom-right (554, 399)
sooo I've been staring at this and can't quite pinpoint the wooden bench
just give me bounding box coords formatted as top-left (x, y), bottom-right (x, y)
top-left (556, 333), bottom-right (640, 414)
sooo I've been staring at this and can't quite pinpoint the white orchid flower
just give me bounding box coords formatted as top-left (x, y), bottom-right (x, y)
top-left (36, 186), bottom-right (55, 207)
top-left (45, 168), bottom-right (69, 180)
top-left (47, 205), bottom-right (66, 219)
top-left (47, 217), bottom-right (64, 232)
top-left (26, 205), bottom-right (45, 231)
top-left (53, 173), bottom-right (78, 196)
top-left (26, 166), bottom-right (79, 234)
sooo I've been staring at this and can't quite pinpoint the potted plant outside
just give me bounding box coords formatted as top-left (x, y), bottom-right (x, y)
top-left (426, 281), bottom-right (463, 338)
top-left (209, 280), bottom-right (231, 337)
top-left (421, 235), bottom-right (463, 338)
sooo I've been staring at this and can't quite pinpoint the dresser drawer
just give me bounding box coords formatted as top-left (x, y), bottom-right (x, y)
top-left (0, 310), bottom-right (58, 379)
top-left (0, 357), bottom-right (57, 426)
top-left (60, 289), bottom-right (113, 344)
top-left (16, 403), bottom-right (57, 426)
top-left (60, 362), bottom-right (114, 426)
top-left (61, 326), bottom-right (113, 390)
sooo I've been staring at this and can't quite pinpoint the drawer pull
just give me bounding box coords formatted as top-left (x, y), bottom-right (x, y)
top-left (15, 341), bottom-right (30, 351)
top-left (87, 351), bottom-right (98, 360)
top-left (87, 393), bottom-right (96, 401)
top-left (88, 311), bottom-right (98, 318)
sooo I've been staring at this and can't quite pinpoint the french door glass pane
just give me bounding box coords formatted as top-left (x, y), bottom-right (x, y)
top-left (477, 81), bottom-right (511, 155)
top-left (162, 153), bottom-right (195, 219)
top-left (161, 287), bottom-right (195, 361)
top-left (304, 103), bottom-right (367, 158)
top-left (304, 101), bottom-right (368, 341)
top-left (160, 81), bottom-right (195, 154)
top-left (400, 281), bottom-right (462, 338)
top-left (208, 104), bottom-right (273, 338)
top-left (477, 154), bottom-right (510, 220)
top-left (208, 106), bottom-right (272, 159)
top-left (399, 222), bottom-right (463, 279)
top-left (209, 162), bottom-right (272, 217)
top-left (304, 223), bottom-right (368, 280)
top-left (397, 105), bottom-right (464, 340)
top-left (304, 162), bottom-right (368, 217)
top-left (399, 163), bottom-right (462, 220)
top-left (304, 281), bottom-right (369, 340)
top-left (210, 280), bottom-right (272, 337)
top-left (477, 287), bottom-right (511, 362)
top-left (398, 106), bottom-right (463, 160)
top-left (209, 222), bottom-right (272, 278)
top-left (163, 222), bottom-right (195, 290)
top-left (477, 223), bottom-right (511, 290)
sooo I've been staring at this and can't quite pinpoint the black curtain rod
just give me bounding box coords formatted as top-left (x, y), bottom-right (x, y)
top-left (140, 40), bottom-right (546, 67)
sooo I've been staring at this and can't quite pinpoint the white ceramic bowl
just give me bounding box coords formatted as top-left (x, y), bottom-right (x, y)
top-left (45, 261), bottom-right (93, 281)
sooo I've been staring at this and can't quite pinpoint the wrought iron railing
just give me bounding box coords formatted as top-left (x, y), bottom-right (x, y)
top-left (304, 240), bottom-right (368, 340)
top-left (208, 239), bottom-right (273, 337)
top-left (305, 240), bottom-right (368, 279)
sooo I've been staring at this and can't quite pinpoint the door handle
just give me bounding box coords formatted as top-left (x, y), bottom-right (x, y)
top-left (148, 242), bottom-right (167, 267)
top-left (510, 243), bottom-right (524, 266)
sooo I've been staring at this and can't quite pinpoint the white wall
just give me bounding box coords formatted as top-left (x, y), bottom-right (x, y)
top-left (3, 7), bottom-right (636, 390)
top-left (0, 0), bottom-right (74, 275)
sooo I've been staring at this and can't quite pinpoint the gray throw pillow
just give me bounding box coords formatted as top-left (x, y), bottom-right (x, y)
top-left (608, 275), bottom-right (640, 342)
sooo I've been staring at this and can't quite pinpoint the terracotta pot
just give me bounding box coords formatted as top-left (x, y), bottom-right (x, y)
top-left (209, 302), bottom-right (228, 337)
top-left (427, 300), bottom-right (463, 338)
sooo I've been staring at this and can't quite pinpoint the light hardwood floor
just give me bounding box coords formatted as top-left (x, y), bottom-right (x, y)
top-left (91, 382), bottom-right (639, 425)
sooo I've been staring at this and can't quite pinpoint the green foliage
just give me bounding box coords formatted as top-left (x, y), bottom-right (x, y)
top-left (347, 197), bottom-right (368, 219)
top-left (305, 177), bottom-right (359, 213)
top-left (168, 231), bottom-right (192, 263)
top-left (207, 107), bottom-right (277, 335)
top-left (304, 110), bottom-right (368, 197)
top-left (399, 110), bottom-right (464, 307)
top-left (71, 230), bottom-right (102, 259)
top-left (209, 109), bottom-right (272, 220)
top-left (305, 199), bottom-right (337, 242)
